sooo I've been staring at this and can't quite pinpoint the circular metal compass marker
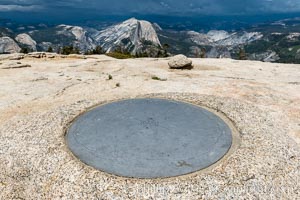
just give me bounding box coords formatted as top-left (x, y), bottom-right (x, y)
top-left (66, 98), bottom-right (234, 178)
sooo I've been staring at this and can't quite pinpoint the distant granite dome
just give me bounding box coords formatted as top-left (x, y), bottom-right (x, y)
top-left (0, 37), bottom-right (21, 54)
top-left (56, 25), bottom-right (96, 52)
top-left (93, 18), bottom-right (161, 54)
top-left (15, 33), bottom-right (37, 51)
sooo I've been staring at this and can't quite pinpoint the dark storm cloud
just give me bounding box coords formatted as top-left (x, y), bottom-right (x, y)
top-left (0, 0), bottom-right (300, 14)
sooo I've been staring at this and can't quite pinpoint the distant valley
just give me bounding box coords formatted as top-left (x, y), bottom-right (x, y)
top-left (1, 17), bottom-right (300, 63)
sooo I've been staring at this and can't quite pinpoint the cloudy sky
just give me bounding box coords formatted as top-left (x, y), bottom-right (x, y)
top-left (0, 0), bottom-right (300, 22)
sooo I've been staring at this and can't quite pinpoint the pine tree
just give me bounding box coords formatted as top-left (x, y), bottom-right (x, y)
top-left (47, 46), bottom-right (53, 53)
top-left (200, 47), bottom-right (207, 58)
top-left (20, 47), bottom-right (29, 54)
top-left (93, 46), bottom-right (103, 54)
top-left (162, 43), bottom-right (170, 57)
top-left (61, 46), bottom-right (80, 55)
top-left (239, 47), bottom-right (247, 60)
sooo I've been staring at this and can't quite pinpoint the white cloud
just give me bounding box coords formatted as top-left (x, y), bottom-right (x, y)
top-left (0, 4), bottom-right (42, 12)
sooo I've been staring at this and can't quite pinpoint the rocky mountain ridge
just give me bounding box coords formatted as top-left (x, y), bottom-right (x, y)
top-left (187, 30), bottom-right (263, 47)
top-left (5, 18), bottom-right (162, 55)
top-left (0, 17), bottom-right (300, 63)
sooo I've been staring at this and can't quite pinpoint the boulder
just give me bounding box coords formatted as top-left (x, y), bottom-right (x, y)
top-left (168, 54), bottom-right (193, 69)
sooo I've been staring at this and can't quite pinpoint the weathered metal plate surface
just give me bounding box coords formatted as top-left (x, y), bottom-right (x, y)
top-left (66, 98), bottom-right (232, 178)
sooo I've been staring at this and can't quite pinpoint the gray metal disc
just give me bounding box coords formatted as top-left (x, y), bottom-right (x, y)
top-left (66, 98), bottom-right (233, 178)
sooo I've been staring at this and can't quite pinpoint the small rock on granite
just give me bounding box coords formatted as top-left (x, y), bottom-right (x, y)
top-left (168, 54), bottom-right (193, 69)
